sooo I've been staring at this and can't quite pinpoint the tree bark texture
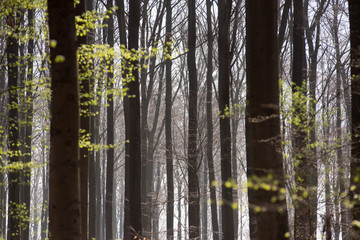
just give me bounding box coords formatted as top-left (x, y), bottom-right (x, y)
top-left (187, 0), bottom-right (200, 239)
top-left (105, 0), bottom-right (115, 238)
top-left (349, 0), bottom-right (360, 239)
top-left (206, 0), bottom-right (220, 239)
top-left (218, 0), bottom-right (235, 239)
top-left (48, 0), bottom-right (81, 239)
top-left (246, 0), bottom-right (289, 239)
top-left (124, 0), bottom-right (142, 238)
top-left (165, 0), bottom-right (174, 239)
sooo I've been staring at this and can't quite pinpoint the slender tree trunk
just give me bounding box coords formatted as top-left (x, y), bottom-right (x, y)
top-left (187, 1), bottom-right (200, 239)
top-left (349, 0), bottom-right (360, 239)
top-left (6, 8), bottom-right (20, 240)
top-left (87, 0), bottom-right (96, 237)
top-left (218, 0), bottom-right (234, 239)
top-left (332, 2), bottom-right (349, 238)
top-left (246, 0), bottom-right (289, 239)
top-left (178, 177), bottom-right (182, 240)
top-left (124, 0), bottom-right (142, 238)
top-left (75, 1), bottom-right (89, 239)
top-left (41, 147), bottom-right (49, 240)
top-left (21, 8), bottom-right (34, 240)
top-left (105, 0), bottom-right (115, 239)
top-left (165, 0), bottom-right (174, 239)
top-left (47, 0), bottom-right (81, 238)
top-left (201, 157), bottom-right (208, 240)
top-left (140, 0), bottom-right (150, 236)
top-left (206, 1), bottom-right (219, 239)
top-left (292, 1), bottom-right (314, 239)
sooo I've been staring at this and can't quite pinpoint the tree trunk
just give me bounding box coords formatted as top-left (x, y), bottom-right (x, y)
top-left (206, 1), bottom-right (219, 239)
top-left (21, 8), bottom-right (34, 240)
top-left (47, 0), bottom-right (81, 238)
top-left (75, 0), bottom-right (89, 238)
top-left (105, 0), bottom-right (115, 239)
top-left (6, 8), bottom-right (20, 240)
top-left (246, 0), bottom-right (289, 239)
top-left (349, 0), bottom-right (360, 239)
top-left (87, 0), bottom-right (96, 237)
top-left (165, 0), bottom-right (174, 239)
top-left (187, 1), bottom-right (200, 239)
top-left (292, 1), bottom-right (314, 238)
top-left (218, 0), bottom-right (234, 239)
top-left (124, 0), bottom-right (142, 238)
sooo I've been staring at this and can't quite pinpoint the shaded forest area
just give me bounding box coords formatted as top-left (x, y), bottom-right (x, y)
top-left (1, 0), bottom-right (360, 239)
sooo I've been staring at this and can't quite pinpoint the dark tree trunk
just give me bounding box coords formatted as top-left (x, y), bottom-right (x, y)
top-left (278, 0), bottom-right (292, 50)
top-left (165, 0), bottom-right (174, 239)
top-left (48, 0), bottom-right (81, 239)
top-left (105, 1), bottom-right (115, 239)
top-left (349, 0), bottom-right (360, 239)
top-left (206, 1), bottom-right (219, 239)
top-left (187, 0), bottom-right (200, 239)
top-left (6, 8), bottom-right (20, 240)
top-left (124, 0), bottom-right (142, 238)
top-left (218, 0), bottom-right (234, 239)
top-left (246, 0), bottom-right (289, 239)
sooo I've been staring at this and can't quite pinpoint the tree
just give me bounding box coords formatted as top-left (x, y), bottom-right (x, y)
top-left (218, 0), bottom-right (234, 239)
top-left (246, 0), bottom-right (289, 239)
top-left (124, 0), bottom-right (142, 238)
top-left (165, 0), bottom-right (174, 239)
top-left (21, 8), bottom-right (35, 240)
top-left (187, 0), bottom-right (200, 239)
top-left (6, 6), bottom-right (20, 240)
top-left (104, 0), bottom-right (115, 239)
top-left (75, 0), bottom-right (89, 239)
top-left (47, 0), bottom-right (81, 239)
top-left (349, 0), bottom-right (360, 238)
top-left (206, 0), bottom-right (220, 239)
top-left (292, 1), bottom-right (316, 239)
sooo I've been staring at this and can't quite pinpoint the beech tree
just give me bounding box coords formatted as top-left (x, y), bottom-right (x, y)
top-left (349, 0), bottom-right (360, 238)
top-left (246, 0), bottom-right (289, 239)
top-left (47, 0), bottom-right (81, 239)
top-left (187, 0), bottom-right (200, 239)
top-left (218, 0), bottom-right (234, 239)
top-left (123, 0), bottom-right (142, 238)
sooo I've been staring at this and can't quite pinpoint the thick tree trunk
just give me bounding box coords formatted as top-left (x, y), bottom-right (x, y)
top-left (246, 0), bottom-right (289, 239)
top-left (124, 0), bottom-right (142, 238)
top-left (349, 0), bottom-right (360, 239)
top-left (48, 0), bottom-right (81, 239)
top-left (187, 1), bottom-right (200, 239)
top-left (218, 1), bottom-right (234, 239)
